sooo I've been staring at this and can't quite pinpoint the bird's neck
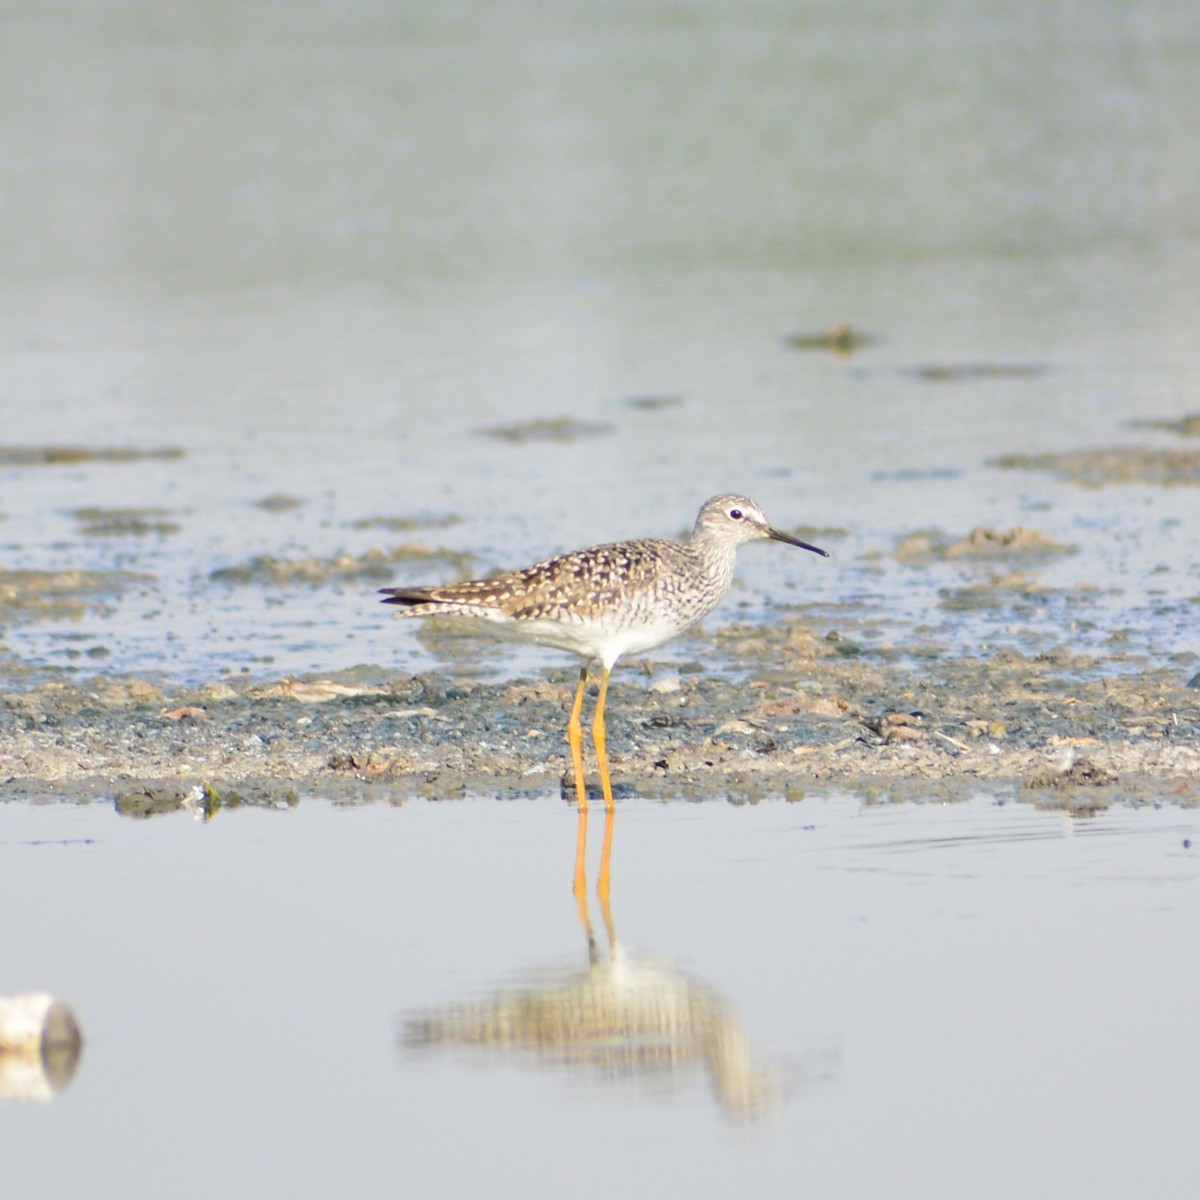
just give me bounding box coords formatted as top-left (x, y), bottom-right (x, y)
top-left (685, 530), bottom-right (738, 593)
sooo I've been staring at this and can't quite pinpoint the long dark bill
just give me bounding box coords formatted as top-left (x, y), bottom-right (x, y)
top-left (767, 527), bottom-right (830, 557)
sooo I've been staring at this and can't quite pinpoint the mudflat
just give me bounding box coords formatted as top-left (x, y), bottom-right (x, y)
top-left (4, 613), bottom-right (1195, 810)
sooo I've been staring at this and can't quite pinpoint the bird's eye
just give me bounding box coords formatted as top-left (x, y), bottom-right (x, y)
top-left (729, 508), bottom-right (743, 520)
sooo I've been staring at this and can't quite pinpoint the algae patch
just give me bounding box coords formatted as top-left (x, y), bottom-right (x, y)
top-left (894, 526), bottom-right (1073, 564)
top-left (0, 569), bottom-right (152, 623)
top-left (210, 543), bottom-right (474, 586)
top-left (990, 447), bottom-right (1200, 486)
top-left (475, 417), bottom-right (613, 444)
top-left (70, 507), bottom-right (182, 537)
top-left (0, 445), bottom-right (184, 467)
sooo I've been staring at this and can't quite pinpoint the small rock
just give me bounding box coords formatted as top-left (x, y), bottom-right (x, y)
top-left (648, 677), bottom-right (681, 695)
top-left (0, 993), bottom-right (84, 1102)
top-left (159, 706), bottom-right (207, 722)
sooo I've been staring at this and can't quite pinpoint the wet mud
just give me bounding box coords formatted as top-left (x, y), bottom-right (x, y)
top-left (904, 363), bottom-right (1048, 383)
top-left (0, 569), bottom-right (151, 623)
top-left (784, 324), bottom-right (876, 354)
top-left (2, 614), bottom-right (1196, 810)
top-left (474, 417), bottom-right (614, 444)
top-left (69, 508), bottom-right (182, 538)
top-left (2, 426), bottom-right (1197, 811)
top-left (990, 445), bottom-right (1200, 486)
top-left (1128, 413), bottom-right (1200, 437)
top-left (0, 445), bottom-right (183, 467)
top-left (892, 525), bottom-right (1073, 563)
top-left (208, 543), bottom-right (475, 586)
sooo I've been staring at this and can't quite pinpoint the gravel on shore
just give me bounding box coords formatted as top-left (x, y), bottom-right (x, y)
top-left (3, 620), bottom-right (1197, 812)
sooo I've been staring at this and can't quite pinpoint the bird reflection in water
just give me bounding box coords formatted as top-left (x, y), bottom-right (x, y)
top-left (400, 807), bottom-right (791, 1122)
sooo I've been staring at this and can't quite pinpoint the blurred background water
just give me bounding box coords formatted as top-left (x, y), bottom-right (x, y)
top-left (1, 0), bottom-right (1198, 682)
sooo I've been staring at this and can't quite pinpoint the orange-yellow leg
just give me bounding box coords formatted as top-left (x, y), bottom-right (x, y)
top-left (591, 665), bottom-right (615, 812)
top-left (566, 666), bottom-right (589, 812)
top-left (571, 804), bottom-right (616, 961)
top-left (597, 804), bottom-right (616, 948)
top-left (572, 806), bottom-right (595, 956)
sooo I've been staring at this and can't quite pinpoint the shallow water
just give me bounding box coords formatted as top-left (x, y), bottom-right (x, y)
top-left (2, 1), bottom-right (1199, 684)
top-left (4, 794), bottom-right (1199, 1198)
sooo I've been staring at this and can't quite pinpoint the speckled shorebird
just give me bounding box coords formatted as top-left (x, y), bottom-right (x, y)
top-left (379, 495), bottom-right (828, 810)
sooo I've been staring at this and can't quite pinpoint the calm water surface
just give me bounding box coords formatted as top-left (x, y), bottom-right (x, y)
top-left (3, 795), bottom-right (1199, 1198)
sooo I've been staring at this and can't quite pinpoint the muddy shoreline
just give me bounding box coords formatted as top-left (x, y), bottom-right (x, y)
top-left (4, 439), bottom-right (1200, 812)
top-left (4, 617), bottom-right (1197, 811)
